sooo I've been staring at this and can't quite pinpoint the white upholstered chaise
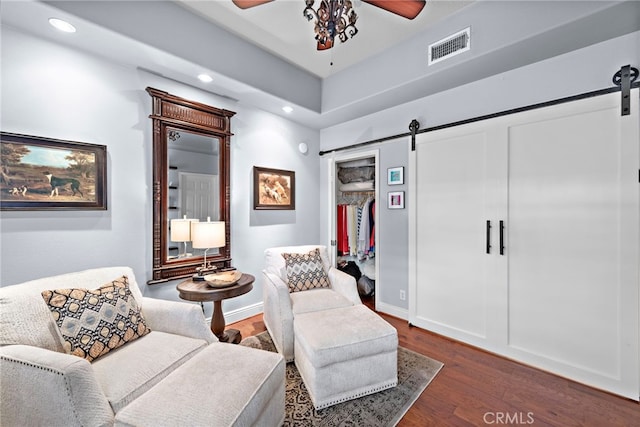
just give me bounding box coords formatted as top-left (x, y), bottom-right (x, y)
top-left (263, 245), bottom-right (397, 409)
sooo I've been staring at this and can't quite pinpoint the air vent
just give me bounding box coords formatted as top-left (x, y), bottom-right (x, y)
top-left (428, 27), bottom-right (471, 66)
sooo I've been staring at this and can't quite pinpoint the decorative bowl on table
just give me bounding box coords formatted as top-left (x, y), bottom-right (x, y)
top-left (204, 270), bottom-right (243, 288)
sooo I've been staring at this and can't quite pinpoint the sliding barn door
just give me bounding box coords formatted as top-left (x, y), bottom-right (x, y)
top-left (412, 125), bottom-right (504, 343)
top-left (410, 89), bottom-right (639, 399)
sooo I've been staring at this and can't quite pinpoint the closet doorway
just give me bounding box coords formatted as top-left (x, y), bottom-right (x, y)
top-left (329, 149), bottom-right (380, 310)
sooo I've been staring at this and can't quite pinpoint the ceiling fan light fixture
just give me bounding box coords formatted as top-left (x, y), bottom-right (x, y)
top-left (304, 0), bottom-right (358, 51)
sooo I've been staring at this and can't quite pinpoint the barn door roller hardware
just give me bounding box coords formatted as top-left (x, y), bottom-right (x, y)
top-left (612, 65), bottom-right (639, 116)
top-left (409, 119), bottom-right (420, 151)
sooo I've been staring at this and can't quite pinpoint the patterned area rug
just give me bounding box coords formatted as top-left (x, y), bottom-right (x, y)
top-left (240, 331), bottom-right (444, 426)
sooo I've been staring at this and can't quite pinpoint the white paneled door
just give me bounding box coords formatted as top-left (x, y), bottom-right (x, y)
top-left (180, 172), bottom-right (219, 221)
top-left (413, 128), bottom-right (495, 340)
top-left (410, 89), bottom-right (639, 400)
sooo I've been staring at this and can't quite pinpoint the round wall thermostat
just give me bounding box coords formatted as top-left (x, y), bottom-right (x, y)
top-left (298, 143), bottom-right (308, 154)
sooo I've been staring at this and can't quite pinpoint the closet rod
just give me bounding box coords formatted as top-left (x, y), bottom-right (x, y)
top-left (318, 72), bottom-right (639, 156)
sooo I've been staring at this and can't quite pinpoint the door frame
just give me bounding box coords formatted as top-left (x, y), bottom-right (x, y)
top-left (327, 149), bottom-right (380, 307)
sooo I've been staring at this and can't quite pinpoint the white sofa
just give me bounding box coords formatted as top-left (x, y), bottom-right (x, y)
top-left (0, 266), bottom-right (285, 427)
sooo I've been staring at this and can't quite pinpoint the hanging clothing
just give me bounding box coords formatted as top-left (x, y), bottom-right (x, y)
top-left (337, 204), bottom-right (349, 255)
top-left (358, 198), bottom-right (371, 258)
top-left (338, 198), bottom-right (376, 257)
top-left (348, 205), bottom-right (358, 256)
top-left (369, 200), bottom-right (376, 254)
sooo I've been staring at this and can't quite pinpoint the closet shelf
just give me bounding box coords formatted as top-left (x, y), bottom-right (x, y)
top-left (341, 190), bottom-right (375, 195)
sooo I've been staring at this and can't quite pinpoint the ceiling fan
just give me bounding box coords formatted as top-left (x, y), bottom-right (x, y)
top-left (232, 0), bottom-right (427, 50)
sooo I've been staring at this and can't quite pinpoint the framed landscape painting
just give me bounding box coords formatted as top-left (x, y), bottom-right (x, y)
top-left (0, 132), bottom-right (107, 210)
top-left (253, 166), bottom-right (295, 210)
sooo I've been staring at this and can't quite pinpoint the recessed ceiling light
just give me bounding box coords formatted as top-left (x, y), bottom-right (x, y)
top-left (49, 18), bottom-right (76, 33)
top-left (282, 106), bottom-right (293, 113)
top-left (198, 74), bottom-right (213, 83)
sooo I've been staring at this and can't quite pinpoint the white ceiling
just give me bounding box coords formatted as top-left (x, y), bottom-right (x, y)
top-left (2, 1), bottom-right (637, 130)
top-left (178, 0), bottom-right (473, 78)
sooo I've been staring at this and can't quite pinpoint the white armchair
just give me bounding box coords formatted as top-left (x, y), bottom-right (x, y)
top-left (262, 245), bottom-right (361, 362)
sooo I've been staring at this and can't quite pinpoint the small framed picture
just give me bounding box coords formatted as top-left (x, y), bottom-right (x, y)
top-left (387, 166), bottom-right (404, 185)
top-left (388, 191), bottom-right (405, 209)
top-left (253, 166), bottom-right (295, 210)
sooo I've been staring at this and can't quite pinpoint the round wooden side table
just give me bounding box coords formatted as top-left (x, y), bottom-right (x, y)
top-left (176, 273), bottom-right (254, 344)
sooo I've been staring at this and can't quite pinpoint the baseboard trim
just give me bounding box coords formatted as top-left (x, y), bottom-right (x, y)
top-left (376, 302), bottom-right (408, 321)
top-left (206, 301), bottom-right (264, 326)
top-left (208, 301), bottom-right (406, 326)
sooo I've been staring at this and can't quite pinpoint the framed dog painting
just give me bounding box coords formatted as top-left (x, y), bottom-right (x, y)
top-left (0, 132), bottom-right (107, 210)
top-left (253, 166), bottom-right (295, 210)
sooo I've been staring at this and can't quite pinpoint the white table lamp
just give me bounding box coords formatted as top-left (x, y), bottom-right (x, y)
top-left (191, 217), bottom-right (225, 279)
top-left (170, 215), bottom-right (197, 258)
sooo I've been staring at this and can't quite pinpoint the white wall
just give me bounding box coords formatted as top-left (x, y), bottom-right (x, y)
top-left (2, 22), bottom-right (638, 323)
top-left (0, 27), bottom-right (321, 320)
top-left (319, 31), bottom-right (640, 318)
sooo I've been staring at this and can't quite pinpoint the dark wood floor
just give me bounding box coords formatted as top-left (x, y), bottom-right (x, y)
top-left (229, 298), bottom-right (639, 426)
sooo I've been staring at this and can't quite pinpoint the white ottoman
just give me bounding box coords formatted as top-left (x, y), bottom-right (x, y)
top-left (293, 304), bottom-right (398, 409)
top-left (115, 343), bottom-right (286, 426)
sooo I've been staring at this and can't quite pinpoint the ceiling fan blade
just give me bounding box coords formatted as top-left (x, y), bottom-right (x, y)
top-left (362, 0), bottom-right (426, 20)
top-left (231, 0), bottom-right (274, 10)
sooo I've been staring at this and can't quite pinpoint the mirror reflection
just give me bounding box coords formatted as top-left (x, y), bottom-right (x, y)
top-left (166, 129), bottom-right (220, 262)
top-left (147, 86), bottom-right (234, 284)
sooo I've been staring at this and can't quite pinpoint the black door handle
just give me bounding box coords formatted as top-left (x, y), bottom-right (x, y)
top-left (499, 220), bottom-right (505, 255)
top-left (486, 220), bottom-right (492, 254)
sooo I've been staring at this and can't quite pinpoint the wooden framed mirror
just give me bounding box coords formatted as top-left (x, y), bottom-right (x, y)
top-left (147, 87), bottom-right (235, 283)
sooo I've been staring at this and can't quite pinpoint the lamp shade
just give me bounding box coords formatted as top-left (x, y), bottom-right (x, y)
top-left (191, 219), bottom-right (225, 249)
top-left (170, 216), bottom-right (196, 242)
